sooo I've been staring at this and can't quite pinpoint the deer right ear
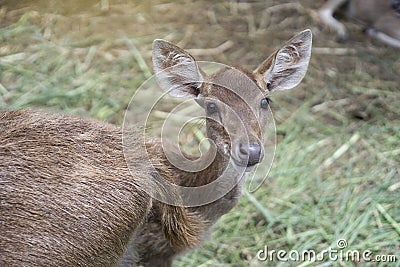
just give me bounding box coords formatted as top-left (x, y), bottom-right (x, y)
top-left (152, 39), bottom-right (204, 98)
top-left (254, 29), bottom-right (312, 92)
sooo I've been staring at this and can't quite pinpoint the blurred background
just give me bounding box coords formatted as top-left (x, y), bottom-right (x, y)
top-left (0, 0), bottom-right (399, 266)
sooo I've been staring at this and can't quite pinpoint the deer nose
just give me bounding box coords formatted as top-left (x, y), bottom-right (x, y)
top-left (239, 143), bottom-right (262, 167)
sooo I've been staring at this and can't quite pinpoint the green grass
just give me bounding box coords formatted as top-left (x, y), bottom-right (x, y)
top-left (1, 1), bottom-right (399, 266)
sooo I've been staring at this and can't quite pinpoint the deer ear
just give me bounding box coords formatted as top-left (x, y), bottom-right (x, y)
top-left (152, 39), bottom-right (204, 98)
top-left (254, 29), bottom-right (312, 92)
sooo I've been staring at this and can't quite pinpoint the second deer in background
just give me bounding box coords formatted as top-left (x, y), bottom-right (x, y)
top-left (319, 0), bottom-right (400, 48)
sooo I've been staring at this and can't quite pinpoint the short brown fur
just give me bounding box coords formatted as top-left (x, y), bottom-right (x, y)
top-left (0, 110), bottom-right (201, 266)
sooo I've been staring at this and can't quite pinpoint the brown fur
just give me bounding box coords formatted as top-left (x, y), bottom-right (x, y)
top-left (0, 110), bottom-right (202, 266)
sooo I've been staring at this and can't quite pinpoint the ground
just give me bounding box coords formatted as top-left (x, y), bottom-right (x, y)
top-left (0, 0), bottom-right (399, 266)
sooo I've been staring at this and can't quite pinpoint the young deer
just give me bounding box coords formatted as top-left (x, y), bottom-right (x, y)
top-left (121, 30), bottom-right (312, 266)
top-left (318, 0), bottom-right (400, 48)
top-left (0, 30), bottom-right (312, 267)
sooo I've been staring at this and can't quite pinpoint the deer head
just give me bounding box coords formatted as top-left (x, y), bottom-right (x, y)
top-left (152, 30), bottom-right (312, 171)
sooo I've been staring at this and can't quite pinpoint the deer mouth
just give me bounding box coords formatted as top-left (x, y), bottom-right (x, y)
top-left (231, 157), bottom-right (258, 173)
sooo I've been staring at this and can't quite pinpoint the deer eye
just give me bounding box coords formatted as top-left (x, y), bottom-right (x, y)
top-left (207, 102), bottom-right (218, 113)
top-left (260, 98), bottom-right (271, 109)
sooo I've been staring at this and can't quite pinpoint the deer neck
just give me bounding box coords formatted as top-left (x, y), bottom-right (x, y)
top-left (180, 148), bottom-right (247, 222)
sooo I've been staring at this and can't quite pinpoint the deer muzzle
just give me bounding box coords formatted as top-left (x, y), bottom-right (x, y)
top-left (238, 143), bottom-right (263, 167)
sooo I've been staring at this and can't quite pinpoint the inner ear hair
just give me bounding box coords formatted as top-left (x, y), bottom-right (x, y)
top-left (253, 29), bottom-right (312, 92)
top-left (152, 39), bottom-right (204, 99)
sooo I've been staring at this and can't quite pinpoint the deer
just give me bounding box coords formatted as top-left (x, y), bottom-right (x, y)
top-left (318, 0), bottom-right (400, 48)
top-left (0, 29), bottom-right (312, 267)
top-left (120, 29), bottom-right (313, 266)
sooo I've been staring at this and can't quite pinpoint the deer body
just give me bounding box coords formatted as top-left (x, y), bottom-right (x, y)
top-left (0, 110), bottom-right (151, 266)
top-left (319, 0), bottom-right (400, 48)
top-left (0, 110), bottom-right (200, 266)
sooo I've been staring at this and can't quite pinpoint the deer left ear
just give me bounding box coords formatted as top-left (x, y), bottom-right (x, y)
top-left (152, 39), bottom-right (204, 98)
top-left (254, 29), bottom-right (312, 92)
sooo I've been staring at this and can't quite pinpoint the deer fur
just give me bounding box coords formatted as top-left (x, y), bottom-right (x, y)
top-left (319, 0), bottom-right (400, 48)
top-left (0, 110), bottom-right (202, 266)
